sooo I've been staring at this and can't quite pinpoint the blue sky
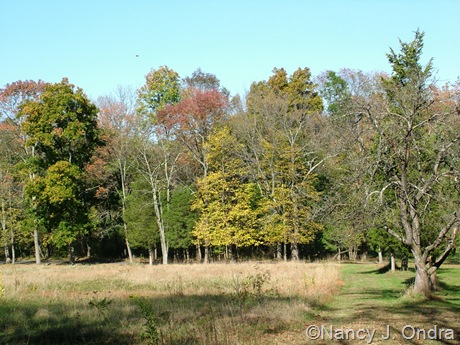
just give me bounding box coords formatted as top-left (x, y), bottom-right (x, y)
top-left (1, 1), bottom-right (459, 100)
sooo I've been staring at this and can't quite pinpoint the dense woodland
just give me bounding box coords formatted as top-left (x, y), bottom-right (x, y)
top-left (0, 31), bottom-right (459, 296)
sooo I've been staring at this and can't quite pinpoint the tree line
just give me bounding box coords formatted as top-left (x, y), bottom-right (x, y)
top-left (0, 31), bottom-right (459, 297)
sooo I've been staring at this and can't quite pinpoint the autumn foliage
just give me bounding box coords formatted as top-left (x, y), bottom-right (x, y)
top-left (157, 88), bottom-right (228, 135)
top-left (0, 31), bottom-right (459, 297)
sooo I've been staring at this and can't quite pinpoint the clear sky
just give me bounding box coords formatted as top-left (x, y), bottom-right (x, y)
top-left (1, 0), bottom-right (459, 100)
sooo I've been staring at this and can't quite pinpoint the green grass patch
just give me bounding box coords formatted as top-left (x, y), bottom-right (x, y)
top-left (313, 263), bottom-right (460, 344)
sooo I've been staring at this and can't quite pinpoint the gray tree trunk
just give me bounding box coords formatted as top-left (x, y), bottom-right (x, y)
top-left (4, 243), bottom-right (11, 264)
top-left (151, 186), bottom-right (168, 265)
top-left (124, 234), bottom-right (133, 263)
top-left (149, 248), bottom-right (154, 266)
top-left (291, 242), bottom-right (299, 261)
top-left (11, 239), bottom-right (15, 264)
top-left (1, 201), bottom-right (10, 264)
top-left (196, 244), bottom-right (202, 262)
top-left (204, 245), bottom-right (210, 263)
top-left (427, 256), bottom-right (438, 290)
top-left (34, 228), bottom-right (41, 264)
top-left (276, 243), bottom-right (282, 260)
top-left (378, 248), bottom-right (383, 264)
top-left (390, 252), bottom-right (396, 272)
top-left (69, 246), bottom-right (75, 265)
top-left (413, 256), bottom-right (431, 297)
top-left (349, 246), bottom-right (358, 261)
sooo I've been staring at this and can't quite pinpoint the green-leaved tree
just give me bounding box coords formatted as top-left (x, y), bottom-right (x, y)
top-left (18, 79), bottom-right (101, 263)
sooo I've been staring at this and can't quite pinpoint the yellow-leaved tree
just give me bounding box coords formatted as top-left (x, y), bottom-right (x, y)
top-left (192, 126), bottom-right (263, 261)
top-left (234, 67), bottom-right (325, 260)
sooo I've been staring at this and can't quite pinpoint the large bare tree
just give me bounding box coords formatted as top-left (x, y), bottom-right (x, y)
top-left (357, 31), bottom-right (459, 297)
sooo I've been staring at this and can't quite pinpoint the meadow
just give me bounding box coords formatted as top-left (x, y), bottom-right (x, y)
top-left (0, 261), bottom-right (459, 344)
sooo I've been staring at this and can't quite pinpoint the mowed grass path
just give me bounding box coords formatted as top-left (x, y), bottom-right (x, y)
top-left (312, 263), bottom-right (460, 345)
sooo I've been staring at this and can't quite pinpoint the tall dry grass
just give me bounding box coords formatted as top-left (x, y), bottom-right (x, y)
top-left (2, 260), bottom-right (341, 299)
top-left (1, 261), bottom-right (342, 344)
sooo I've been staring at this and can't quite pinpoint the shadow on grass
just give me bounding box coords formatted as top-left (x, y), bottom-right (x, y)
top-left (321, 296), bottom-right (460, 345)
top-left (0, 299), bottom-right (136, 345)
top-left (0, 291), bottom-right (309, 345)
top-left (76, 257), bottom-right (128, 265)
top-left (320, 264), bottom-right (460, 345)
top-left (358, 264), bottom-right (418, 275)
top-left (437, 280), bottom-right (460, 294)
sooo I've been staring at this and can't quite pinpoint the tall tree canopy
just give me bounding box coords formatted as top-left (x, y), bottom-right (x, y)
top-left (137, 66), bottom-right (182, 117)
top-left (358, 30), bottom-right (460, 297)
top-left (18, 79), bottom-right (101, 262)
top-left (20, 78), bottom-right (100, 168)
top-left (235, 67), bottom-right (325, 260)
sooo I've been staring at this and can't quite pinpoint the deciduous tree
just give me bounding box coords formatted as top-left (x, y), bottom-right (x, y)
top-left (18, 79), bottom-right (101, 264)
top-left (192, 126), bottom-right (262, 260)
top-left (157, 85), bottom-right (228, 262)
top-left (359, 31), bottom-right (460, 297)
top-left (136, 66), bottom-right (193, 264)
top-left (137, 66), bottom-right (181, 118)
top-left (96, 87), bottom-right (139, 262)
top-left (235, 68), bottom-right (325, 260)
top-left (0, 80), bottom-right (47, 263)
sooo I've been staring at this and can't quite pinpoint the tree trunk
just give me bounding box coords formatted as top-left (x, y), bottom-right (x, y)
top-left (427, 256), bottom-right (438, 290)
top-left (119, 158), bottom-right (133, 263)
top-left (45, 243), bottom-right (51, 259)
top-left (196, 244), bottom-right (202, 262)
top-left (291, 242), bottom-right (299, 261)
top-left (151, 188), bottom-right (168, 265)
top-left (283, 242), bottom-right (288, 261)
top-left (276, 243), bottom-right (282, 260)
top-left (413, 256), bottom-right (431, 298)
top-left (430, 270), bottom-right (438, 290)
top-left (33, 228), bottom-right (41, 264)
top-left (10, 228), bottom-right (16, 264)
top-left (149, 248), bottom-right (154, 266)
top-left (378, 248), bottom-right (383, 264)
top-left (4, 242), bottom-right (11, 264)
top-left (161, 241), bottom-right (168, 265)
top-left (1, 201), bottom-right (10, 264)
top-left (69, 246), bottom-right (75, 265)
top-left (204, 245), bottom-right (210, 263)
top-left (390, 252), bottom-right (396, 272)
top-left (11, 240), bottom-right (15, 264)
top-left (229, 245), bottom-right (236, 262)
top-left (125, 234), bottom-right (133, 263)
top-left (349, 246), bottom-right (358, 261)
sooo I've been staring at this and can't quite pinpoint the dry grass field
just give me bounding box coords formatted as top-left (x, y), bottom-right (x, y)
top-left (0, 261), bottom-right (342, 344)
top-left (3, 261), bottom-right (459, 344)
